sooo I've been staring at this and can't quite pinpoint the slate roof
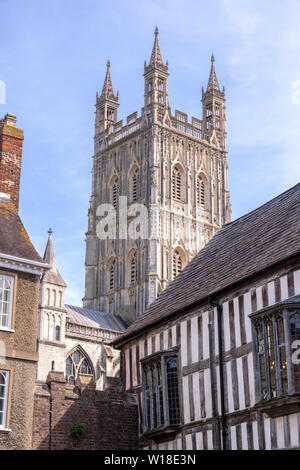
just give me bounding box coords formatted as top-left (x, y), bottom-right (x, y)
top-left (114, 183), bottom-right (300, 346)
top-left (65, 304), bottom-right (129, 332)
top-left (0, 195), bottom-right (45, 264)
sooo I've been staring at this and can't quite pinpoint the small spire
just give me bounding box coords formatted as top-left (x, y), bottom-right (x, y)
top-left (206, 53), bottom-right (220, 93)
top-left (100, 59), bottom-right (116, 99)
top-left (149, 26), bottom-right (164, 67)
top-left (42, 229), bottom-right (67, 287)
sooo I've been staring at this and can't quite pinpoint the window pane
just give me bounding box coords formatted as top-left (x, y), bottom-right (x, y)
top-left (291, 313), bottom-right (300, 393)
top-left (277, 317), bottom-right (288, 394)
top-left (0, 275), bottom-right (13, 329)
top-left (266, 321), bottom-right (277, 398)
top-left (166, 356), bottom-right (180, 425)
top-left (0, 370), bottom-right (9, 428)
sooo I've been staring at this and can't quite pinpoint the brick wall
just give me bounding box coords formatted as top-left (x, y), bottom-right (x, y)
top-left (32, 372), bottom-right (140, 450)
top-left (0, 113), bottom-right (23, 211)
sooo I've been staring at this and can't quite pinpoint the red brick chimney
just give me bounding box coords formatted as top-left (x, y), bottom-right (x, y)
top-left (0, 113), bottom-right (24, 212)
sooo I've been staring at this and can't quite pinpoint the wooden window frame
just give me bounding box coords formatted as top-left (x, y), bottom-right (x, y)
top-left (0, 271), bottom-right (17, 333)
top-left (141, 348), bottom-right (181, 441)
top-left (251, 302), bottom-right (300, 417)
top-left (0, 366), bottom-right (13, 431)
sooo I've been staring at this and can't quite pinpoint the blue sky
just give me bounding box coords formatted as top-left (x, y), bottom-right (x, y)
top-left (1, 0), bottom-right (300, 305)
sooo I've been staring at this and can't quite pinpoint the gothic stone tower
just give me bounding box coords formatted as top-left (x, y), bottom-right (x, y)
top-left (83, 29), bottom-right (231, 320)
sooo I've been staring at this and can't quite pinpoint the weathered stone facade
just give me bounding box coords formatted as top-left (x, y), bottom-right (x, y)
top-left (83, 29), bottom-right (231, 320)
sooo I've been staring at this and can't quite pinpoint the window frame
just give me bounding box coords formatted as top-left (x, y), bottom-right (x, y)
top-left (0, 273), bottom-right (16, 332)
top-left (141, 348), bottom-right (181, 439)
top-left (251, 301), bottom-right (300, 414)
top-left (0, 368), bottom-right (11, 430)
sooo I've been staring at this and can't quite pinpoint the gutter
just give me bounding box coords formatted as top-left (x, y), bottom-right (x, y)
top-left (209, 297), bottom-right (226, 451)
top-left (0, 252), bottom-right (51, 270)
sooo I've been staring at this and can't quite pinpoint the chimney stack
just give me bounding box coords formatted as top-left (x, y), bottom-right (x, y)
top-left (0, 113), bottom-right (24, 211)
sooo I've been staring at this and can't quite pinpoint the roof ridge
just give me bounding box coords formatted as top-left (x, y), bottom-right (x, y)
top-left (223, 182), bottom-right (300, 229)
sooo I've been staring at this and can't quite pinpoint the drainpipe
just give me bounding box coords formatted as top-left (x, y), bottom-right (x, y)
top-left (49, 395), bottom-right (53, 451)
top-left (209, 297), bottom-right (226, 450)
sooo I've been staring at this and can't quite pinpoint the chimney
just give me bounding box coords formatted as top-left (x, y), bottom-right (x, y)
top-left (0, 113), bottom-right (24, 212)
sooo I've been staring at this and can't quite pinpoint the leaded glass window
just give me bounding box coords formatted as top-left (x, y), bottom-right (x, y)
top-left (253, 308), bottom-right (300, 401)
top-left (66, 348), bottom-right (94, 385)
top-left (142, 352), bottom-right (180, 433)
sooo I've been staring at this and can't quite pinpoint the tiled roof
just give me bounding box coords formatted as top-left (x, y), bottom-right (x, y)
top-left (0, 195), bottom-right (45, 264)
top-left (114, 183), bottom-right (300, 346)
top-left (65, 304), bottom-right (129, 332)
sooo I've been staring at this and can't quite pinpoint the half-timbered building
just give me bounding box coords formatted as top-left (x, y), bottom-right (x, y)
top-left (113, 183), bottom-right (300, 450)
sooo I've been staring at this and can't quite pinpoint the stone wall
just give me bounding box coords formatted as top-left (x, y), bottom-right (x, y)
top-left (32, 372), bottom-right (140, 450)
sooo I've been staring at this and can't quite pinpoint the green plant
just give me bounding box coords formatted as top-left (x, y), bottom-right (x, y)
top-left (70, 422), bottom-right (85, 439)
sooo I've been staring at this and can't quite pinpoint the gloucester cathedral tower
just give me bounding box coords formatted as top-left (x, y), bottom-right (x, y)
top-left (83, 28), bottom-right (231, 320)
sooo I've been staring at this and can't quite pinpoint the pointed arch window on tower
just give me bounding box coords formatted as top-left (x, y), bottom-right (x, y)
top-left (172, 250), bottom-right (183, 279)
top-left (130, 252), bottom-right (137, 285)
top-left (206, 105), bottom-right (213, 118)
top-left (109, 260), bottom-right (115, 291)
top-left (131, 168), bottom-right (139, 202)
top-left (112, 178), bottom-right (119, 209)
top-left (197, 177), bottom-right (206, 207)
top-left (148, 80), bottom-right (153, 92)
top-left (172, 166), bottom-right (182, 202)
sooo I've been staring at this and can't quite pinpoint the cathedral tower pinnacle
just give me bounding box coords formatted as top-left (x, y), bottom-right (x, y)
top-left (202, 54), bottom-right (226, 148)
top-left (144, 27), bottom-right (169, 122)
top-left (95, 60), bottom-right (119, 147)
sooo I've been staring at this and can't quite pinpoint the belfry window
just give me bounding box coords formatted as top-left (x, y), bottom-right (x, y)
top-left (197, 177), bottom-right (205, 207)
top-left (131, 169), bottom-right (139, 202)
top-left (109, 260), bottom-right (115, 290)
top-left (142, 351), bottom-right (180, 435)
top-left (112, 179), bottom-right (119, 209)
top-left (173, 250), bottom-right (183, 279)
top-left (66, 348), bottom-right (94, 386)
top-left (130, 253), bottom-right (137, 285)
top-left (252, 306), bottom-right (300, 403)
top-left (172, 166), bottom-right (182, 201)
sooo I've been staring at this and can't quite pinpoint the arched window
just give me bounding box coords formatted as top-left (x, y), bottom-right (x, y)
top-left (66, 348), bottom-right (94, 386)
top-left (59, 291), bottom-right (62, 308)
top-left (109, 260), bottom-right (115, 290)
top-left (197, 176), bottom-right (205, 207)
top-left (46, 288), bottom-right (50, 305)
top-left (172, 166), bottom-right (182, 201)
top-left (55, 325), bottom-right (60, 341)
top-left (131, 168), bottom-right (139, 202)
top-left (111, 178), bottom-right (119, 209)
top-left (130, 252), bottom-right (137, 285)
top-left (52, 289), bottom-right (56, 307)
top-left (172, 249), bottom-right (184, 279)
